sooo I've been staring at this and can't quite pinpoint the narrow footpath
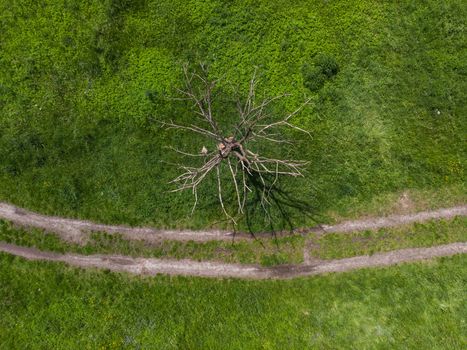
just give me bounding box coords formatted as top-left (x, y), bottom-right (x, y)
top-left (1, 242), bottom-right (465, 279)
top-left (1, 201), bottom-right (466, 243)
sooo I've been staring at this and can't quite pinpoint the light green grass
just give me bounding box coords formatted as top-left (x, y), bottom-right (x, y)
top-left (0, 252), bottom-right (466, 349)
top-left (0, 0), bottom-right (465, 231)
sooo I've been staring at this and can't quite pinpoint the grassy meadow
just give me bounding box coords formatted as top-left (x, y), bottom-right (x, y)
top-left (0, 0), bottom-right (467, 350)
top-left (1, 2), bottom-right (466, 347)
top-left (0, 0), bottom-right (465, 231)
top-left (0, 252), bottom-right (466, 349)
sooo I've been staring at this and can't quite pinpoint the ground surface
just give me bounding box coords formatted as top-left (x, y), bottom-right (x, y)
top-left (1, 241), bottom-right (466, 279)
top-left (1, 1), bottom-right (466, 348)
top-left (1, 0), bottom-right (465, 231)
top-left (0, 202), bottom-right (465, 278)
top-left (1, 203), bottom-right (465, 349)
top-left (1, 201), bottom-right (465, 243)
top-left (1, 253), bottom-right (466, 349)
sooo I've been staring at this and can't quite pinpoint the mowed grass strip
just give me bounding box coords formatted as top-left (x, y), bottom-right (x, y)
top-left (0, 252), bottom-right (465, 349)
top-left (308, 216), bottom-right (467, 260)
top-left (1, 216), bottom-right (465, 266)
top-left (0, 219), bottom-right (305, 266)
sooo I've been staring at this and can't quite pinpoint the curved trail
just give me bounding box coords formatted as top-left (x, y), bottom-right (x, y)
top-left (0, 202), bottom-right (230, 243)
top-left (0, 201), bottom-right (466, 243)
top-left (1, 242), bottom-right (465, 279)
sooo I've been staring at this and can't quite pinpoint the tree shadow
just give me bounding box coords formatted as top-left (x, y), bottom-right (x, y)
top-left (243, 172), bottom-right (322, 241)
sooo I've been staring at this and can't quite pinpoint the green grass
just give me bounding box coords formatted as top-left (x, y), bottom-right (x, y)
top-left (308, 216), bottom-right (467, 260)
top-left (1, 2), bottom-right (465, 347)
top-left (1, 216), bottom-right (465, 266)
top-left (0, 220), bottom-right (306, 266)
top-left (0, 252), bottom-right (466, 349)
top-left (0, 0), bottom-right (465, 231)
top-left (322, 184), bottom-right (466, 223)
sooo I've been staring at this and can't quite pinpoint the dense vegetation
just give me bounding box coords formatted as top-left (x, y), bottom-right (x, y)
top-left (1, 253), bottom-right (465, 349)
top-left (1, 0), bottom-right (465, 230)
top-left (1, 2), bottom-right (465, 348)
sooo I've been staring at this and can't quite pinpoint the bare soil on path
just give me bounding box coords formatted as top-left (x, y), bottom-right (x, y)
top-left (1, 241), bottom-right (465, 279)
top-left (1, 201), bottom-right (466, 243)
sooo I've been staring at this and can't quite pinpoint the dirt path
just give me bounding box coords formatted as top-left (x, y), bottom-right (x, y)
top-left (315, 206), bottom-right (467, 234)
top-left (0, 201), bottom-right (466, 243)
top-left (0, 202), bottom-right (232, 243)
top-left (1, 242), bottom-right (465, 279)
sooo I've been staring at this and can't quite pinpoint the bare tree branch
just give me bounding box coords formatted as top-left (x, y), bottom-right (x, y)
top-left (165, 146), bottom-right (214, 158)
top-left (216, 165), bottom-right (237, 225)
top-left (162, 65), bottom-right (311, 227)
top-left (160, 120), bottom-right (220, 141)
top-left (227, 157), bottom-right (242, 213)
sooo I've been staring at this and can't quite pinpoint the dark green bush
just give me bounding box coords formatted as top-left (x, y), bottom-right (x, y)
top-left (302, 53), bottom-right (339, 92)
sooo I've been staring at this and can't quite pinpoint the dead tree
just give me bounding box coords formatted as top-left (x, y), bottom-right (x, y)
top-left (162, 64), bottom-right (311, 226)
